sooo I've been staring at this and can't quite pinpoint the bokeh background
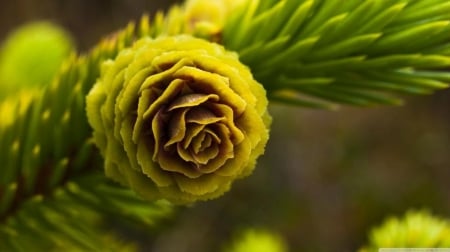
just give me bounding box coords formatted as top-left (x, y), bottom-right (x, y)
top-left (1, 1), bottom-right (449, 251)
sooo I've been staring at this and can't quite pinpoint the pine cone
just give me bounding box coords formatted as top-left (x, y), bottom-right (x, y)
top-left (86, 35), bottom-right (271, 204)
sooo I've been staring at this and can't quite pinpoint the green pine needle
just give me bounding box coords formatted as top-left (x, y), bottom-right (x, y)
top-left (0, 174), bottom-right (173, 251)
top-left (223, 0), bottom-right (450, 107)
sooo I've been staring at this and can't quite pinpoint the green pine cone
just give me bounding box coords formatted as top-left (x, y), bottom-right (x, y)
top-left (86, 35), bottom-right (271, 204)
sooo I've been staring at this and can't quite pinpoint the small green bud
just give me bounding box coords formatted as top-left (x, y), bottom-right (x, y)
top-left (361, 210), bottom-right (450, 251)
top-left (0, 21), bottom-right (74, 99)
top-left (225, 228), bottom-right (288, 252)
top-left (184, 0), bottom-right (247, 41)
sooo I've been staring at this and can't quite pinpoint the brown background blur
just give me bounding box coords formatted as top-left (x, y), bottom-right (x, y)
top-left (1, 1), bottom-right (449, 251)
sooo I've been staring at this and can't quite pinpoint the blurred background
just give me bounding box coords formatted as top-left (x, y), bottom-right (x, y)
top-left (1, 1), bottom-right (449, 251)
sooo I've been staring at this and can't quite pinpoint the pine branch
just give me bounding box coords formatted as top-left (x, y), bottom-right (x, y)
top-left (0, 12), bottom-right (179, 250)
top-left (223, 0), bottom-right (450, 108)
top-left (1, 0), bottom-right (450, 249)
top-left (0, 173), bottom-right (172, 251)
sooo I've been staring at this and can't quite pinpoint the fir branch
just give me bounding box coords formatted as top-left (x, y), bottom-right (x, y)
top-left (1, 0), bottom-right (450, 249)
top-left (0, 11), bottom-right (179, 250)
top-left (223, 0), bottom-right (450, 107)
top-left (0, 173), bottom-right (172, 251)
